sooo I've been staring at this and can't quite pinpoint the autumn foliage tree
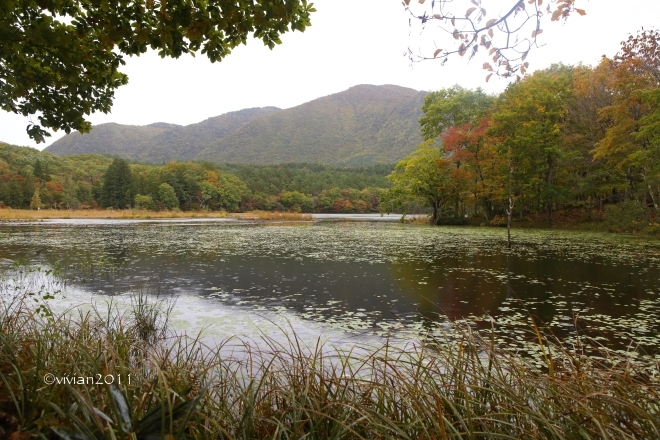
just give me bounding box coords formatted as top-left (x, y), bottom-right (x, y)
top-left (489, 65), bottom-right (574, 224)
top-left (441, 117), bottom-right (501, 221)
top-left (393, 28), bottom-right (660, 231)
top-left (593, 30), bottom-right (660, 209)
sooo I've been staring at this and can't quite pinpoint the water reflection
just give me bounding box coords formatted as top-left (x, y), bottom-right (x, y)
top-left (1, 221), bottom-right (659, 354)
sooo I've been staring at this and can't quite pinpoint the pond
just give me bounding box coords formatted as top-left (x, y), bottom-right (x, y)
top-left (1, 218), bottom-right (659, 365)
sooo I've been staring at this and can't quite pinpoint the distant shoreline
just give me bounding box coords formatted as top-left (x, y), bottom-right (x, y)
top-left (0, 209), bottom-right (426, 224)
top-left (0, 208), bottom-right (313, 221)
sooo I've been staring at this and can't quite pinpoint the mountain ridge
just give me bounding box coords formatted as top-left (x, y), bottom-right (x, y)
top-left (46, 84), bottom-right (426, 165)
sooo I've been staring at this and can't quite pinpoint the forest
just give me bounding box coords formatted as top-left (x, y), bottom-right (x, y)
top-left (386, 30), bottom-right (660, 233)
top-left (0, 144), bottom-right (390, 213)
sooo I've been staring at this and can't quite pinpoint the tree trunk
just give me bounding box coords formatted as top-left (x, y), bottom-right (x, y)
top-left (506, 164), bottom-right (514, 249)
top-left (432, 202), bottom-right (439, 225)
top-left (507, 205), bottom-right (512, 249)
top-left (483, 201), bottom-right (491, 223)
top-left (649, 184), bottom-right (659, 211)
top-left (545, 163), bottom-right (553, 227)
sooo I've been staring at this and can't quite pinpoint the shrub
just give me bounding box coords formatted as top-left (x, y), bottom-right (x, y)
top-left (134, 194), bottom-right (155, 210)
top-left (604, 200), bottom-right (651, 232)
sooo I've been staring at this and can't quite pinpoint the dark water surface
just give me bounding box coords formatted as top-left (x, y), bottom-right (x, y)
top-left (1, 220), bottom-right (659, 360)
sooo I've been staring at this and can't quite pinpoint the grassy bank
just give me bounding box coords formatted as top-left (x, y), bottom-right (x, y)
top-left (0, 208), bottom-right (229, 220)
top-left (0, 209), bottom-right (312, 222)
top-left (1, 291), bottom-right (658, 439)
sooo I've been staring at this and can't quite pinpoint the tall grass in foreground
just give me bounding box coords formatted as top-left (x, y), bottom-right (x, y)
top-left (0, 293), bottom-right (658, 439)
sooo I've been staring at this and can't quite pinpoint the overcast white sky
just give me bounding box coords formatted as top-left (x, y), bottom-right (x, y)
top-left (2, 0), bottom-right (659, 150)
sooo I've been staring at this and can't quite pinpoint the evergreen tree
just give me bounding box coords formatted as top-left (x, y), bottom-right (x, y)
top-left (24, 171), bottom-right (35, 206)
top-left (100, 158), bottom-right (133, 209)
top-left (7, 179), bottom-right (23, 208)
top-left (33, 159), bottom-right (50, 182)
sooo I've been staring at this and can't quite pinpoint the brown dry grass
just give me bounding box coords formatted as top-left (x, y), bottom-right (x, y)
top-left (0, 209), bottom-right (313, 222)
top-left (0, 208), bottom-right (229, 221)
top-left (235, 210), bottom-right (313, 221)
top-left (404, 214), bottom-right (432, 225)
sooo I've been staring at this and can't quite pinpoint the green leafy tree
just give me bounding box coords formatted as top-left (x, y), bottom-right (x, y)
top-left (134, 194), bottom-right (156, 210)
top-left (419, 85), bottom-right (495, 140)
top-left (317, 188), bottom-right (343, 213)
top-left (489, 66), bottom-right (574, 224)
top-left (76, 182), bottom-right (94, 208)
top-left (23, 171), bottom-right (35, 206)
top-left (386, 141), bottom-right (454, 224)
top-left (100, 158), bottom-right (133, 209)
top-left (203, 171), bottom-right (247, 211)
top-left (157, 183), bottom-right (179, 210)
top-left (2, 0), bottom-right (315, 142)
top-left (61, 177), bottom-right (80, 209)
top-left (196, 181), bottom-right (219, 209)
top-left (280, 190), bottom-right (314, 212)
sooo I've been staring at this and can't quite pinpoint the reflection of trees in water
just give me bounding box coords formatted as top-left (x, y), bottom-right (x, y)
top-left (387, 250), bottom-right (658, 339)
top-left (387, 257), bottom-right (510, 323)
top-left (2, 224), bottom-right (659, 349)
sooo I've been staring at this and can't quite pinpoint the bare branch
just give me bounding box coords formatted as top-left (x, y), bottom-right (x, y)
top-left (404, 0), bottom-right (585, 80)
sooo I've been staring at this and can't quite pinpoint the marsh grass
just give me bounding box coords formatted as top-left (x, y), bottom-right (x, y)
top-left (0, 209), bottom-right (313, 222)
top-left (402, 214), bottom-right (432, 225)
top-left (0, 290), bottom-right (659, 439)
top-left (0, 209), bottom-right (230, 221)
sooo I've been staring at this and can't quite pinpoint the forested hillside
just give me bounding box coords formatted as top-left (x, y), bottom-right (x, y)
top-left (45, 85), bottom-right (426, 165)
top-left (200, 85), bottom-right (427, 165)
top-left (0, 143), bottom-right (389, 213)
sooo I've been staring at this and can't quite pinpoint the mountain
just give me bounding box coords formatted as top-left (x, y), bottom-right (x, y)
top-left (46, 84), bottom-right (427, 165)
top-left (46, 107), bottom-right (280, 161)
top-left (45, 122), bottom-right (177, 158)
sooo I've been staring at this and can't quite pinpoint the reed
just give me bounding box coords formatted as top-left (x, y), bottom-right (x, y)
top-left (0, 209), bottom-right (314, 222)
top-left (0, 290), bottom-right (658, 439)
top-left (0, 209), bottom-right (230, 220)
